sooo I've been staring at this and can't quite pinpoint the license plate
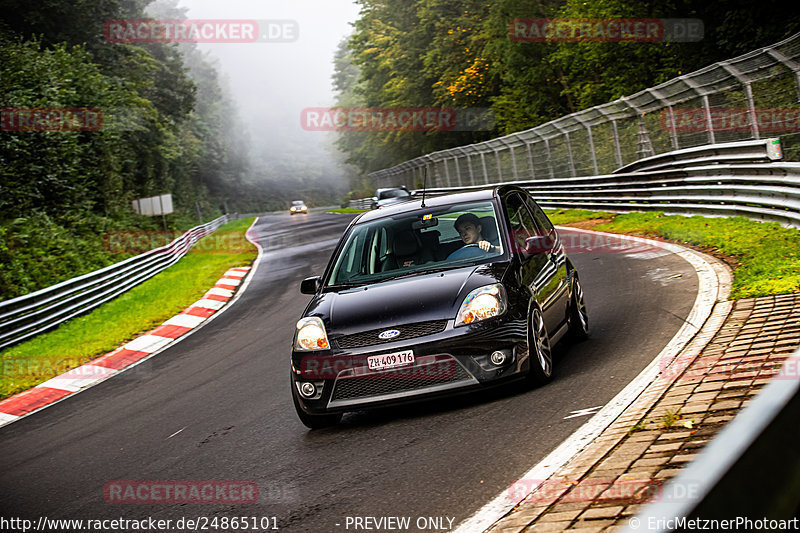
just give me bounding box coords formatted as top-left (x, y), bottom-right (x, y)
top-left (367, 350), bottom-right (415, 371)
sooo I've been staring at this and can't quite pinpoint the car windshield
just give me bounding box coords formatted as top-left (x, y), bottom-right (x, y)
top-left (327, 200), bottom-right (504, 287)
top-left (378, 189), bottom-right (409, 199)
top-left (292, 201), bottom-right (305, 206)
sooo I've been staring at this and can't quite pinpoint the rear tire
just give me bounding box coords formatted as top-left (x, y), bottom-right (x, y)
top-left (292, 384), bottom-right (342, 429)
top-left (526, 307), bottom-right (553, 385)
top-left (568, 276), bottom-right (589, 342)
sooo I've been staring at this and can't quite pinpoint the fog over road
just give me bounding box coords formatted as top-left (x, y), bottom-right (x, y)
top-left (0, 213), bottom-right (698, 531)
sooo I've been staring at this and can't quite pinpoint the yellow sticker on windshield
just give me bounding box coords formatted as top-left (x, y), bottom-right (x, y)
top-left (423, 214), bottom-right (432, 220)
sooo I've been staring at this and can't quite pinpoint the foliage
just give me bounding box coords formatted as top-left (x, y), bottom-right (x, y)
top-left (0, 0), bottom-right (258, 299)
top-left (334, 0), bottom-right (800, 188)
top-left (627, 419), bottom-right (647, 435)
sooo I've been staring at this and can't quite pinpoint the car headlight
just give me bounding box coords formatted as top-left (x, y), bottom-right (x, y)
top-left (294, 317), bottom-right (330, 351)
top-left (455, 284), bottom-right (507, 327)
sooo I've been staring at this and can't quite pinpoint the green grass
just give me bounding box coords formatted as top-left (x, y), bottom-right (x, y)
top-left (544, 208), bottom-right (616, 224)
top-left (595, 212), bottom-right (800, 299)
top-left (543, 208), bottom-right (800, 300)
top-left (327, 208), bottom-right (369, 214)
top-left (0, 217), bottom-right (257, 400)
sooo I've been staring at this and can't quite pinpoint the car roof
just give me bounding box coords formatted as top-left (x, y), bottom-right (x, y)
top-left (357, 187), bottom-right (507, 223)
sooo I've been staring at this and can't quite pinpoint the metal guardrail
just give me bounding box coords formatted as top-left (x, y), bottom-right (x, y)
top-left (0, 215), bottom-right (229, 350)
top-left (368, 32), bottom-right (800, 190)
top-left (613, 138), bottom-right (784, 173)
top-left (378, 138), bottom-right (800, 227)
top-left (622, 348), bottom-right (800, 531)
top-left (502, 142), bottom-right (800, 227)
top-left (348, 198), bottom-right (373, 209)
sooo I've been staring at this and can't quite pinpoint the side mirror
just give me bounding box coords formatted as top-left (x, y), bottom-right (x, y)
top-left (300, 276), bottom-right (322, 294)
top-left (523, 234), bottom-right (555, 255)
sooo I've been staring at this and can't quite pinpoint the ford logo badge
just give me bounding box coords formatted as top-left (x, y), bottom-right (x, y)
top-left (378, 329), bottom-right (400, 340)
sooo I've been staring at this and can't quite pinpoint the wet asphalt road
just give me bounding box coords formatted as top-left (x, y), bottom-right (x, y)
top-left (0, 212), bottom-right (698, 532)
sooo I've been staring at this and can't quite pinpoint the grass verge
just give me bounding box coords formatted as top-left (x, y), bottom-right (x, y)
top-left (0, 217), bottom-right (258, 400)
top-left (544, 208), bottom-right (616, 224)
top-left (545, 209), bottom-right (800, 300)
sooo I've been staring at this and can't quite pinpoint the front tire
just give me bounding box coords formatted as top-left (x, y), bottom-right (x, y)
top-left (526, 307), bottom-right (553, 385)
top-left (292, 385), bottom-right (342, 429)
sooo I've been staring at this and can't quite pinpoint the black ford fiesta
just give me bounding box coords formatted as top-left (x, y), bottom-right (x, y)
top-left (290, 185), bottom-right (589, 428)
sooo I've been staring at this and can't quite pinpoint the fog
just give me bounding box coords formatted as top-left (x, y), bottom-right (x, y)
top-left (174, 0), bottom-right (362, 197)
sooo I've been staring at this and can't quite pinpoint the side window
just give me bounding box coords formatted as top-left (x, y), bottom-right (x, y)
top-left (525, 195), bottom-right (554, 234)
top-left (504, 193), bottom-right (538, 253)
top-left (332, 230), bottom-right (366, 283)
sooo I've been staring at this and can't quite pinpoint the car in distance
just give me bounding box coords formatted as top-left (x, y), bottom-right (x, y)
top-left (371, 187), bottom-right (412, 209)
top-left (290, 200), bottom-right (308, 215)
top-left (290, 185), bottom-right (589, 428)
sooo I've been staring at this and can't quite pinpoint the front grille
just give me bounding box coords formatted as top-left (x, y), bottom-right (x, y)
top-left (335, 320), bottom-right (448, 349)
top-left (330, 358), bottom-right (472, 402)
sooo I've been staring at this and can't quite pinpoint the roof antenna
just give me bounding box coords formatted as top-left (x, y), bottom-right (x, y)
top-left (420, 166), bottom-right (427, 208)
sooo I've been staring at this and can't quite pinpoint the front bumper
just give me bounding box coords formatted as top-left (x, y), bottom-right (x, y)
top-left (291, 317), bottom-right (529, 414)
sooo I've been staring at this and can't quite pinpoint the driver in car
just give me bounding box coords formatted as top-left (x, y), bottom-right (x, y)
top-left (454, 213), bottom-right (500, 253)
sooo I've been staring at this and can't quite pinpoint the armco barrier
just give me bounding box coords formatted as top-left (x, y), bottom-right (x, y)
top-left (507, 139), bottom-right (800, 227)
top-left (0, 215), bottom-right (229, 350)
top-left (361, 138), bottom-right (800, 227)
top-left (348, 198), bottom-right (373, 209)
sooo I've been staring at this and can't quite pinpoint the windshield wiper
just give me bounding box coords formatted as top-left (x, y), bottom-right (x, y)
top-left (379, 266), bottom-right (455, 282)
top-left (325, 282), bottom-right (368, 290)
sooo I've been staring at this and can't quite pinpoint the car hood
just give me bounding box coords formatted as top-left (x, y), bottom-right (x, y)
top-left (305, 263), bottom-right (509, 335)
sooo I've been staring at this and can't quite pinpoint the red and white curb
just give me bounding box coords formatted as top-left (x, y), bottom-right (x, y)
top-left (0, 220), bottom-right (263, 429)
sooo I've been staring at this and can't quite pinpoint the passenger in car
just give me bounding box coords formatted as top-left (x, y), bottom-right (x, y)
top-left (454, 213), bottom-right (500, 253)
